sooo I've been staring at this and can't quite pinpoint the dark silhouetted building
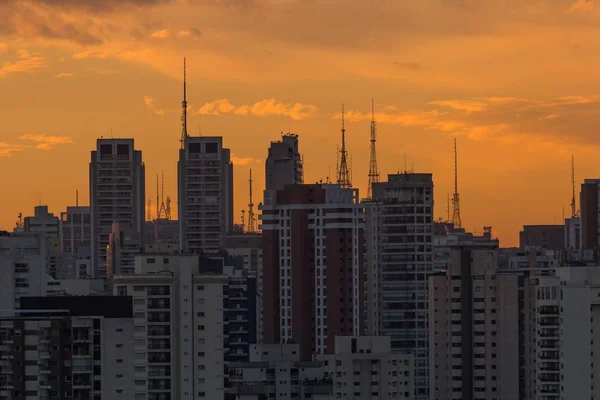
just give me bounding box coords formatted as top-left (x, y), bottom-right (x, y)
top-left (519, 225), bottom-right (564, 251)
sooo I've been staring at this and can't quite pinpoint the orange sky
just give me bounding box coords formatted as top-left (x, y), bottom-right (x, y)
top-left (2, 0), bottom-right (600, 246)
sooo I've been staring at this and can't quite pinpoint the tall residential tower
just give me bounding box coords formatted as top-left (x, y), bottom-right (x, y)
top-left (89, 138), bottom-right (145, 279)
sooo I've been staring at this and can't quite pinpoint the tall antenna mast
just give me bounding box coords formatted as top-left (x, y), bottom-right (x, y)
top-left (248, 169), bottom-right (256, 233)
top-left (336, 104), bottom-right (351, 188)
top-left (452, 138), bottom-right (462, 228)
top-left (241, 210), bottom-right (246, 232)
top-left (367, 99), bottom-right (380, 199)
top-left (571, 154), bottom-right (577, 218)
top-left (76, 189), bottom-right (79, 207)
top-left (447, 194), bottom-right (450, 223)
top-left (147, 199), bottom-right (152, 221)
top-left (156, 174), bottom-right (160, 220)
top-left (180, 57), bottom-right (188, 149)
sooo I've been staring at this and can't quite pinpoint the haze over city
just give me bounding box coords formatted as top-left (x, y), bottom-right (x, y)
top-left (3, 0), bottom-right (600, 245)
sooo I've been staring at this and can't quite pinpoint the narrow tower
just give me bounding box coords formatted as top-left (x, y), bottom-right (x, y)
top-left (157, 171), bottom-right (167, 219)
top-left (336, 104), bottom-right (351, 188)
top-left (571, 154), bottom-right (577, 218)
top-left (180, 57), bottom-right (188, 149)
top-left (367, 99), bottom-right (380, 199)
top-left (248, 169), bottom-right (256, 233)
top-left (452, 138), bottom-right (462, 228)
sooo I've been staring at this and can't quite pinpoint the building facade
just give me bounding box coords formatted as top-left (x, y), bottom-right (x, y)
top-left (107, 222), bottom-right (143, 277)
top-left (366, 173), bottom-right (433, 400)
top-left (519, 225), bottom-right (564, 251)
top-left (0, 296), bottom-right (134, 400)
top-left (318, 336), bottom-right (414, 400)
top-left (90, 138), bottom-right (145, 279)
top-left (429, 247), bottom-right (520, 400)
top-left (264, 133), bottom-right (303, 193)
top-left (226, 344), bottom-right (331, 400)
top-left (60, 206), bottom-right (91, 254)
top-left (260, 183), bottom-right (365, 360)
top-left (178, 136), bottom-right (233, 255)
top-left (24, 205), bottom-right (59, 238)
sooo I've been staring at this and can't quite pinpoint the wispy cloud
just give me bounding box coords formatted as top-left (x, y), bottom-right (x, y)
top-left (54, 72), bottom-right (73, 79)
top-left (392, 62), bottom-right (423, 71)
top-left (0, 52), bottom-right (47, 79)
top-left (144, 96), bottom-right (166, 116)
top-left (429, 100), bottom-right (488, 114)
top-left (19, 134), bottom-right (75, 150)
top-left (72, 50), bottom-right (109, 60)
top-left (195, 97), bottom-right (318, 120)
top-left (178, 28), bottom-right (202, 38)
top-left (0, 143), bottom-right (25, 157)
top-left (151, 29), bottom-right (170, 38)
top-left (230, 154), bottom-right (260, 165)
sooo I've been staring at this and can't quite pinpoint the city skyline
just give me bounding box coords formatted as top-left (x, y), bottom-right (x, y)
top-left (4, 0), bottom-right (600, 246)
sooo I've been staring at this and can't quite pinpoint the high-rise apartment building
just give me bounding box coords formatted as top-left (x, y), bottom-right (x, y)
top-left (24, 205), bottom-right (59, 237)
top-left (60, 206), bottom-right (91, 253)
top-left (260, 183), bottom-right (365, 360)
top-left (0, 296), bottom-right (134, 400)
top-left (317, 336), bottom-right (414, 400)
top-left (429, 247), bottom-right (520, 400)
top-left (581, 179), bottom-right (600, 253)
top-left (90, 138), bottom-right (145, 279)
top-left (365, 173), bottom-right (433, 400)
top-left (178, 136), bottom-right (233, 255)
top-left (264, 133), bottom-right (303, 192)
top-left (113, 253), bottom-right (257, 400)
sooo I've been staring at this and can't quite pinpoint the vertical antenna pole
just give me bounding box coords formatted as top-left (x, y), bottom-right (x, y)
top-left (180, 57), bottom-right (188, 149)
top-left (452, 138), bottom-right (462, 228)
top-left (571, 154), bottom-right (576, 218)
top-left (76, 189), bottom-right (79, 207)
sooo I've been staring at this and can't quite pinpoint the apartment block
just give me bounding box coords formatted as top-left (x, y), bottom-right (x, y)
top-left (366, 173), bottom-right (433, 400)
top-left (60, 206), bottom-right (91, 254)
top-left (24, 205), bottom-right (59, 238)
top-left (580, 179), bottom-right (600, 252)
top-left (318, 336), bottom-right (414, 400)
top-left (499, 246), bottom-right (559, 277)
top-left (113, 253), bottom-right (257, 400)
top-left (0, 296), bottom-right (134, 400)
top-left (226, 343), bottom-right (331, 400)
top-left (178, 136), bottom-right (233, 255)
top-left (260, 183), bottom-right (365, 360)
top-left (0, 232), bottom-right (105, 310)
top-left (429, 247), bottom-right (520, 400)
top-left (90, 138), bottom-right (145, 279)
top-left (519, 225), bottom-right (564, 251)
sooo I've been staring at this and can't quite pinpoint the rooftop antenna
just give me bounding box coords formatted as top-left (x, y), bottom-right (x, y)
top-left (336, 104), bottom-right (351, 188)
top-left (248, 169), bottom-right (256, 233)
top-left (147, 199), bottom-right (152, 221)
top-left (156, 174), bottom-right (160, 220)
top-left (16, 213), bottom-right (23, 229)
top-left (165, 196), bottom-right (172, 220)
top-left (452, 138), bottom-right (462, 228)
top-left (157, 171), bottom-right (167, 219)
top-left (76, 189), bottom-right (79, 207)
top-left (180, 57), bottom-right (188, 149)
top-left (241, 210), bottom-right (246, 232)
top-left (367, 98), bottom-right (380, 199)
top-left (571, 154), bottom-right (577, 218)
top-left (447, 194), bottom-right (450, 222)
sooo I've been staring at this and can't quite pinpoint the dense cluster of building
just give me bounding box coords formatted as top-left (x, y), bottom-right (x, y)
top-left (3, 112), bottom-right (600, 400)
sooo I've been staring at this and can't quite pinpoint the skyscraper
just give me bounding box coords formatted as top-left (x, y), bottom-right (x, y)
top-left (90, 138), bottom-right (145, 279)
top-left (265, 133), bottom-right (303, 192)
top-left (260, 183), bottom-right (365, 360)
top-left (178, 136), bottom-right (234, 255)
top-left (366, 172), bottom-right (434, 400)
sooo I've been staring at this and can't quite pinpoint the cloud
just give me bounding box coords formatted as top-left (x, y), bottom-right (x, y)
top-left (429, 100), bottom-right (488, 113)
top-left (0, 143), bottom-right (25, 157)
top-left (336, 96), bottom-right (600, 149)
top-left (230, 154), bottom-right (260, 165)
top-left (151, 29), bottom-right (170, 38)
top-left (0, 42), bottom-right (7, 53)
top-left (144, 96), bottom-right (166, 116)
top-left (178, 28), bottom-right (202, 38)
top-left (54, 72), bottom-right (73, 79)
top-left (19, 134), bottom-right (75, 150)
top-left (0, 53), bottom-right (47, 79)
top-left (72, 50), bottom-right (109, 60)
top-left (195, 97), bottom-right (318, 120)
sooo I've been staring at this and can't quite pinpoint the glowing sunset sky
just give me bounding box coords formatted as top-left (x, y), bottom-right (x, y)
top-left (2, 0), bottom-right (600, 246)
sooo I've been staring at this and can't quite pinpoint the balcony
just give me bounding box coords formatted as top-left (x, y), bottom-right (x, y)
top-left (229, 381), bottom-right (270, 395)
top-left (302, 378), bottom-right (333, 394)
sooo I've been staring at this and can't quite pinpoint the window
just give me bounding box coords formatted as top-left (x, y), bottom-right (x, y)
top-left (205, 142), bottom-right (218, 153)
top-left (197, 285), bottom-right (204, 291)
top-left (198, 352), bottom-right (205, 357)
top-left (198, 325), bottom-right (205, 331)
